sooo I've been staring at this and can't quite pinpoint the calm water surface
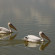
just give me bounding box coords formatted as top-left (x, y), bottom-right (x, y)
top-left (0, 0), bottom-right (55, 55)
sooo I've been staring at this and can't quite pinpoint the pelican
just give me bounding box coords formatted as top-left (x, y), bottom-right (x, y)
top-left (24, 31), bottom-right (50, 42)
top-left (0, 22), bottom-right (17, 34)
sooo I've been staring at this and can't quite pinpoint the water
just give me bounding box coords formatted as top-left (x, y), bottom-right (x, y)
top-left (0, 0), bottom-right (55, 55)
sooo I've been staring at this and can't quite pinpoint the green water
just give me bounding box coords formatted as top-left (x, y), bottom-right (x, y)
top-left (0, 0), bottom-right (55, 55)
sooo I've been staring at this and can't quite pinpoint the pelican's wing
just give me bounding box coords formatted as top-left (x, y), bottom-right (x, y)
top-left (27, 35), bottom-right (41, 41)
top-left (0, 27), bottom-right (9, 32)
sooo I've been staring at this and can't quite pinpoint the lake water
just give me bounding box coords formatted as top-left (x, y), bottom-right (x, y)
top-left (0, 0), bottom-right (55, 55)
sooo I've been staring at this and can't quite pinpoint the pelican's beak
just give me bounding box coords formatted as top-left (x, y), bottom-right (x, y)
top-left (9, 23), bottom-right (17, 31)
top-left (41, 33), bottom-right (50, 41)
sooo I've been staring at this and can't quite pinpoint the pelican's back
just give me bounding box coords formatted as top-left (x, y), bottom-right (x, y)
top-left (0, 27), bottom-right (10, 33)
top-left (25, 35), bottom-right (41, 42)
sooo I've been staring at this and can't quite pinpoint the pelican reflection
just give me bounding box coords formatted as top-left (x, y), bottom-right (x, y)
top-left (0, 33), bottom-right (50, 51)
top-left (0, 33), bottom-right (17, 40)
top-left (24, 41), bottom-right (50, 51)
top-left (0, 39), bottom-right (50, 51)
top-left (0, 33), bottom-right (11, 39)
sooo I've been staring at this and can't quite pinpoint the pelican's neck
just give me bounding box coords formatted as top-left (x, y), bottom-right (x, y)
top-left (39, 32), bottom-right (44, 41)
top-left (8, 25), bottom-right (12, 32)
top-left (40, 35), bottom-right (44, 41)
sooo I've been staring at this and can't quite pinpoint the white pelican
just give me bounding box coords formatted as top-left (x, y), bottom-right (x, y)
top-left (24, 31), bottom-right (50, 42)
top-left (0, 22), bottom-right (17, 34)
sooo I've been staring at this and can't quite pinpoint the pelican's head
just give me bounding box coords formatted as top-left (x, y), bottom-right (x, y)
top-left (8, 22), bottom-right (17, 31)
top-left (39, 31), bottom-right (50, 41)
top-left (39, 31), bottom-right (43, 36)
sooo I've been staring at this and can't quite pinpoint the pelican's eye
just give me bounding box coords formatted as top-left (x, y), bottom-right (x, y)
top-left (25, 37), bottom-right (28, 39)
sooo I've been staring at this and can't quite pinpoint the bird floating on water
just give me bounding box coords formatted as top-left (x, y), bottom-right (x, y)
top-left (0, 22), bottom-right (17, 34)
top-left (24, 31), bottom-right (50, 42)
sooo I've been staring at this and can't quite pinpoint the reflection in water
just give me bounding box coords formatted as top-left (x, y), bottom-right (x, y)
top-left (0, 32), bottom-right (17, 40)
top-left (24, 41), bottom-right (50, 51)
top-left (0, 33), bottom-right (18, 46)
top-left (39, 41), bottom-right (50, 51)
top-left (0, 33), bottom-right (50, 51)
top-left (0, 33), bottom-right (11, 39)
top-left (0, 32), bottom-right (51, 51)
top-left (9, 33), bottom-right (17, 40)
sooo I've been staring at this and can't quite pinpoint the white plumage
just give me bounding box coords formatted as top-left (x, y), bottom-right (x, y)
top-left (0, 22), bottom-right (17, 34)
top-left (24, 31), bottom-right (50, 42)
top-left (25, 35), bottom-right (41, 42)
top-left (0, 27), bottom-right (10, 33)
